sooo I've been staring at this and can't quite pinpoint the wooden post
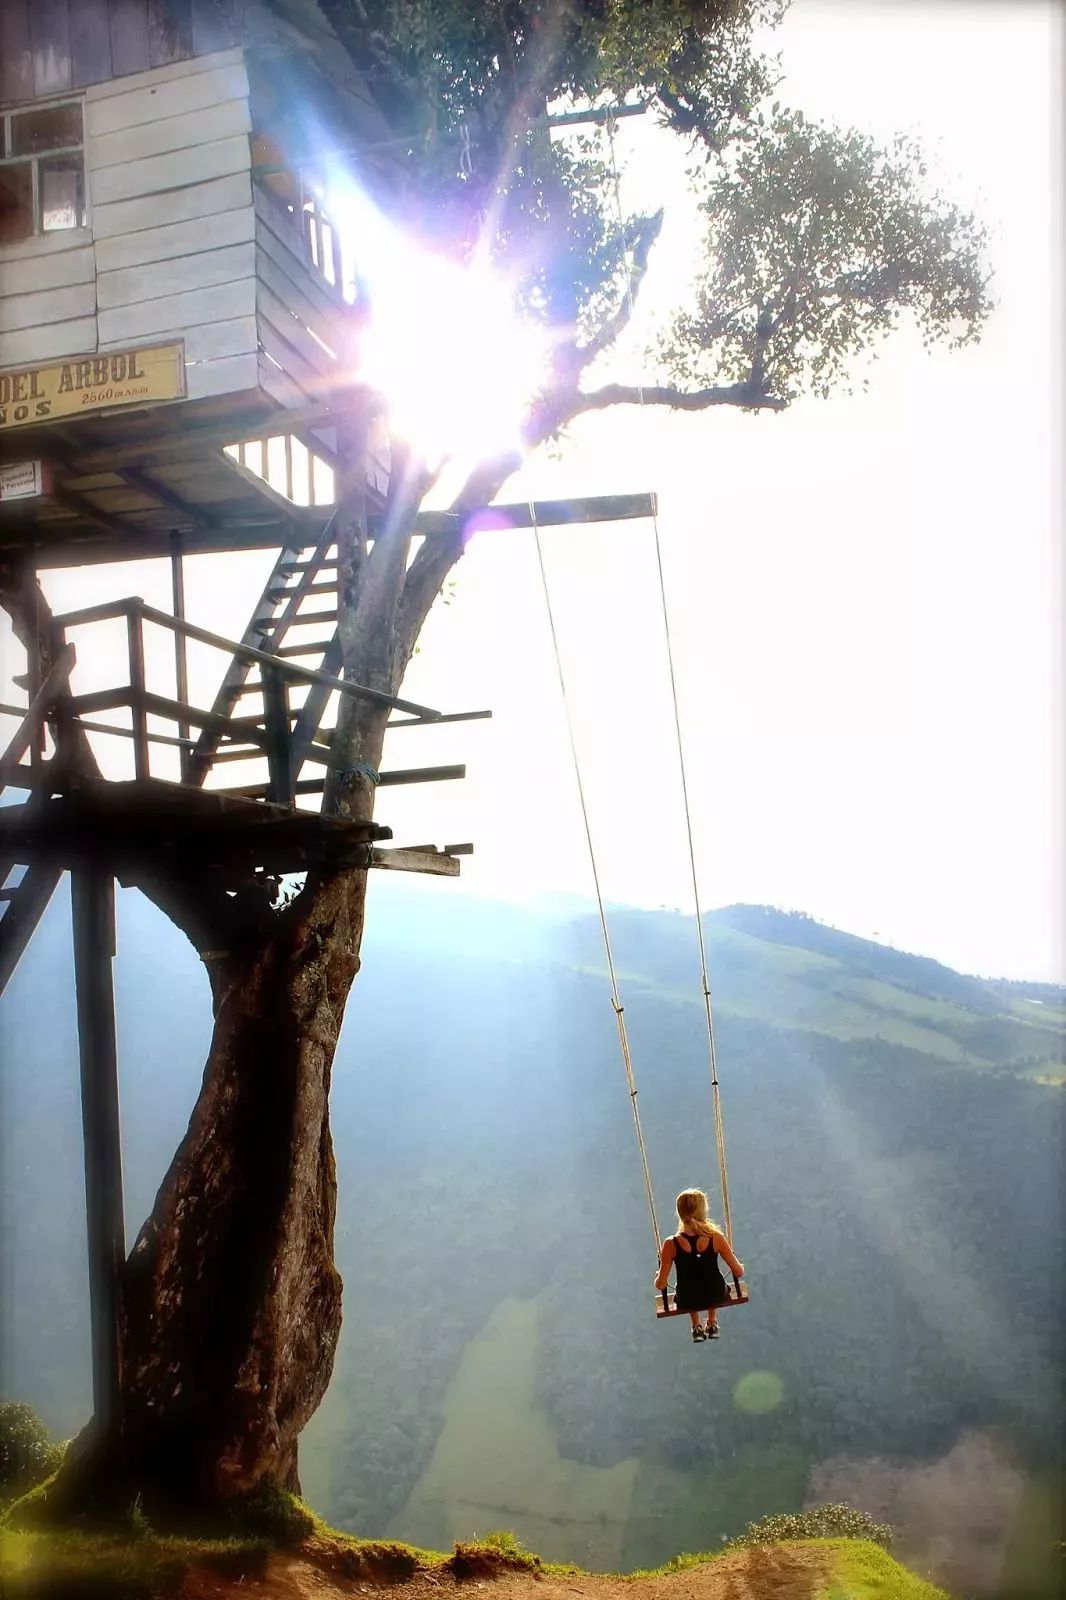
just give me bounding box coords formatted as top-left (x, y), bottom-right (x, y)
top-left (127, 607), bottom-right (149, 781)
top-left (71, 868), bottom-right (126, 1431)
top-left (22, 555), bottom-right (44, 778)
top-left (261, 664), bottom-right (294, 806)
top-left (170, 534), bottom-right (191, 783)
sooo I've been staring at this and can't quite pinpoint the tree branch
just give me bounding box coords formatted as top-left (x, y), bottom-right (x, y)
top-left (564, 210), bottom-right (664, 380)
top-left (564, 380), bottom-right (787, 417)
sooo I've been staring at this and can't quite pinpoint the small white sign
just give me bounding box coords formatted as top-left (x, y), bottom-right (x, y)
top-left (0, 460), bottom-right (46, 501)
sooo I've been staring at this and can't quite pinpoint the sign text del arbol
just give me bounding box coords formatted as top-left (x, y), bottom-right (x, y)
top-left (0, 342), bottom-right (186, 431)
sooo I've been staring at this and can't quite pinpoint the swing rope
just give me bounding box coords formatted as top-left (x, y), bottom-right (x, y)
top-left (530, 505), bottom-right (662, 1260)
top-left (604, 114), bottom-right (734, 1245)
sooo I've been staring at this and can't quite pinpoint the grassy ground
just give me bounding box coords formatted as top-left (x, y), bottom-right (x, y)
top-left (0, 1525), bottom-right (951, 1600)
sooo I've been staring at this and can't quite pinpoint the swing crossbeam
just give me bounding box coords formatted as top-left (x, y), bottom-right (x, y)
top-left (655, 1279), bottom-right (749, 1318)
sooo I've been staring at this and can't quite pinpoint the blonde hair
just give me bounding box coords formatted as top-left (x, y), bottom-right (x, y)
top-left (675, 1188), bottom-right (720, 1240)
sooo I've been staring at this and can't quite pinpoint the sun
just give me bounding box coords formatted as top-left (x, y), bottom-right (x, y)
top-left (324, 176), bottom-right (548, 475)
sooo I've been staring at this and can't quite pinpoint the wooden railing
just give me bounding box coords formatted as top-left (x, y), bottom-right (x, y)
top-left (46, 598), bottom-right (487, 808)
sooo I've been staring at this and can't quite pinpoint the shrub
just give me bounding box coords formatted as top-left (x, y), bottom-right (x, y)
top-left (0, 1405), bottom-right (63, 1502)
top-left (727, 1502), bottom-right (893, 1550)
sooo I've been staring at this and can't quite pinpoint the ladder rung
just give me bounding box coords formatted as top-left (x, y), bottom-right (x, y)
top-left (261, 612), bottom-right (338, 632)
top-left (277, 560), bottom-right (337, 576)
top-left (266, 581), bottom-right (340, 602)
top-left (273, 639), bottom-right (336, 657)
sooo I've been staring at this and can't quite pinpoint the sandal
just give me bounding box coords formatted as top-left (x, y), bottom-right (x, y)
top-left (691, 1326), bottom-right (706, 1343)
top-left (705, 1324), bottom-right (720, 1339)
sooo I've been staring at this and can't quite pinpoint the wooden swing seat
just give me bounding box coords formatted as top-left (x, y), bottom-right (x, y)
top-left (655, 1279), bottom-right (749, 1318)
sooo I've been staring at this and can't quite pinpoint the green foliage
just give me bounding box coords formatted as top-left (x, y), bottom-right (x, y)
top-left (666, 112), bottom-right (991, 400)
top-left (315, 0), bottom-right (989, 410)
top-left (221, 1481), bottom-right (317, 1545)
top-left (0, 1405), bottom-right (63, 1506)
top-left (728, 1502), bottom-right (894, 1549)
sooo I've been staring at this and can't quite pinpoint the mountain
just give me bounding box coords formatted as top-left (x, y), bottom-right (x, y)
top-left (1, 880), bottom-right (1062, 1598)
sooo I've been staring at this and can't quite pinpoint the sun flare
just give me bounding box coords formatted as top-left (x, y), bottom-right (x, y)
top-left (324, 177), bottom-right (548, 473)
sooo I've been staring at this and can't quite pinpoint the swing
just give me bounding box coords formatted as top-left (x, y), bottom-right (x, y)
top-left (533, 501), bottom-right (748, 1324)
top-left (527, 113), bottom-right (748, 1326)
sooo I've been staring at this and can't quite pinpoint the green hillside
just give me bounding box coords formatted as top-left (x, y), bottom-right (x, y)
top-left (1, 885), bottom-right (1062, 1596)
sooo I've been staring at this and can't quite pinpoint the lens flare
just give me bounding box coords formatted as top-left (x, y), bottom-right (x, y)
top-left (323, 175), bottom-right (547, 472)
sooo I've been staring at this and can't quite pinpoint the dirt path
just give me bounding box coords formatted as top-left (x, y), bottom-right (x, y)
top-left (181, 1545), bottom-right (828, 1600)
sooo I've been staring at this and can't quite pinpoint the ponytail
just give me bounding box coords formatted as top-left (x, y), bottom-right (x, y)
top-left (675, 1188), bottom-right (720, 1240)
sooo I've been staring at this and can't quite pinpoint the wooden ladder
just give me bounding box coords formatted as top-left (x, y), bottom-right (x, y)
top-left (0, 646), bottom-right (76, 999)
top-left (186, 521), bottom-right (341, 788)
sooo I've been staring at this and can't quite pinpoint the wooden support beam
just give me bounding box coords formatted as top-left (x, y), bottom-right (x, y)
top-left (21, 495), bottom-right (657, 568)
top-left (71, 868), bottom-right (126, 1433)
top-left (370, 846), bottom-right (462, 877)
top-left (0, 864), bottom-right (62, 999)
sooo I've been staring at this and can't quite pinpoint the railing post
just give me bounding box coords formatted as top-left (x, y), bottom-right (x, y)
top-left (126, 604), bottom-right (149, 782)
top-left (261, 663), bottom-right (293, 806)
top-left (170, 535), bottom-right (191, 783)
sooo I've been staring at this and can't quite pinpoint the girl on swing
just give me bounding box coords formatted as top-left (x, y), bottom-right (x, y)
top-left (655, 1188), bottom-right (744, 1343)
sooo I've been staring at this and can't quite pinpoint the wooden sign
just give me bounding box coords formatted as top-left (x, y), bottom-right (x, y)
top-left (0, 342), bottom-right (186, 433)
top-left (0, 460), bottom-right (51, 502)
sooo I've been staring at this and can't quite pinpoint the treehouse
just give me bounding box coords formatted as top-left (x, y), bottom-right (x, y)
top-left (0, 0), bottom-right (656, 1439)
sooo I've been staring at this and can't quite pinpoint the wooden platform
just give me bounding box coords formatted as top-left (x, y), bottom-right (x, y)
top-left (0, 778), bottom-right (391, 878)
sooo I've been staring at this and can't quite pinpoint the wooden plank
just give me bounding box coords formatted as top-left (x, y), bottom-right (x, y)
top-left (90, 95), bottom-right (250, 172)
top-left (90, 133), bottom-right (250, 207)
top-left (71, 868), bottom-right (126, 1433)
top-left (255, 195), bottom-right (347, 319)
top-left (0, 0), bottom-right (34, 101)
top-left (0, 227), bottom-right (90, 265)
top-left (86, 39), bottom-right (241, 99)
top-left (148, 0), bottom-right (192, 66)
top-left (0, 316), bottom-right (98, 367)
top-left (0, 245), bottom-right (95, 299)
top-left (184, 350), bottom-right (258, 400)
top-left (97, 276), bottom-right (254, 344)
top-left (256, 250), bottom-right (342, 357)
top-left (91, 169), bottom-right (251, 240)
top-left (99, 313), bottom-right (257, 363)
top-left (70, 0), bottom-right (113, 86)
top-left (370, 847), bottom-right (461, 878)
top-left (192, 0), bottom-right (238, 54)
top-left (98, 241), bottom-right (256, 312)
top-left (30, 0), bottom-right (72, 95)
top-left (108, 0), bottom-right (150, 77)
top-left (95, 205), bottom-right (254, 273)
top-left (257, 350), bottom-right (314, 415)
top-left (414, 494), bottom-right (659, 537)
top-left (257, 303), bottom-right (332, 395)
top-left (86, 59), bottom-right (248, 136)
top-left (0, 282), bottom-right (96, 336)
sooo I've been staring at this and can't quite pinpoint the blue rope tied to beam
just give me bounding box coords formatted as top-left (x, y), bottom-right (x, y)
top-left (341, 760), bottom-right (381, 785)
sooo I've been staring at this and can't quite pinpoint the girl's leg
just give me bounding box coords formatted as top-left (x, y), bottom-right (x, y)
top-left (704, 1310), bottom-right (719, 1334)
top-left (689, 1312), bottom-right (701, 1330)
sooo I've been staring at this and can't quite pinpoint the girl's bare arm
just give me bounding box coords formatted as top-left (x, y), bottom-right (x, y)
top-left (654, 1236), bottom-right (675, 1290)
top-left (714, 1233), bottom-right (744, 1277)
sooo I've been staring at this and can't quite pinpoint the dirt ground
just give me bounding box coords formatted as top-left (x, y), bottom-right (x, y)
top-left (179, 1545), bottom-right (828, 1600)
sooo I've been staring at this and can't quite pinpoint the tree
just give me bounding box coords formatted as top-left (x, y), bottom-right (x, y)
top-left (22, 0), bottom-right (989, 1522)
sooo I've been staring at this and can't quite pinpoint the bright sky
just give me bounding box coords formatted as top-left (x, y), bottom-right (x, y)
top-left (2, 0), bottom-right (1062, 983)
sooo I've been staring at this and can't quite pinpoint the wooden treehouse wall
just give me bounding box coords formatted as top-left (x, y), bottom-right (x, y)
top-left (1, 6), bottom-right (355, 416)
top-left (0, 1), bottom-right (242, 102)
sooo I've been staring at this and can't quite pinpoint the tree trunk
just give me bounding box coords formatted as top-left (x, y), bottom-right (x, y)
top-left (49, 865), bottom-right (369, 1521)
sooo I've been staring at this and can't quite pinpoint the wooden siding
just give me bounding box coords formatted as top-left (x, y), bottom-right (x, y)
top-left (87, 49), bottom-right (257, 403)
top-left (0, 30), bottom-right (367, 422)
top-left (0, 0), bottom-right (240, 103)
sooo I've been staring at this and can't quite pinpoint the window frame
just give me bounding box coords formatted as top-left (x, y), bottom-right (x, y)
top-left (0, 96), bottom-right (87, 243)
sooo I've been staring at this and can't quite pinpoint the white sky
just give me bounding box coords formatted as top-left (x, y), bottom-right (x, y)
top-left (2, 0), bottom-right (1062, 982)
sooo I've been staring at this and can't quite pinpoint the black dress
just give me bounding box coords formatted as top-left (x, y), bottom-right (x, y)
top-left (672, 1230), bottom-right (727, 1311)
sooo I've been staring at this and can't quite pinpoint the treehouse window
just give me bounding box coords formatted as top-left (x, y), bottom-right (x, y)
top-left (0, 101), bottom-right (86, 243)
